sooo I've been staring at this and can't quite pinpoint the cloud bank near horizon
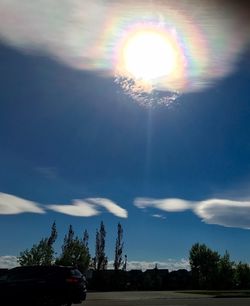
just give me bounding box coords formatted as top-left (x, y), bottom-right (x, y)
top-left (134, 197), bottom-right (250, 230)
top-left (0, 256), bottom-right (19, 269)
top-left (108, 258), bottom-right (190, 271)
top-left (0, 255), bottom-right (189, 271)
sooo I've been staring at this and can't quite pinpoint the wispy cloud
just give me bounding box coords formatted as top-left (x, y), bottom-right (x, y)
top-left (0, 193), bottom-right (45, 215)
top-left (134, 197), bottom-right (250, 230)
top-left (108, 259), bottom-right (190, 271)
top-left (0, 256), bottom-right (19, 269)
top-left (151, 214), bottom-right (166, 220)
top-left (47, 198), bottom-right (128, 218)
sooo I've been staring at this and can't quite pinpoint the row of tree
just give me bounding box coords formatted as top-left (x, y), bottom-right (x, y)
top-left (18, 223), bottom-right (250, 290)
top-left (18, 221), bottom-right (126, 273)
top-left (189, 243), bottom-right (250, 289)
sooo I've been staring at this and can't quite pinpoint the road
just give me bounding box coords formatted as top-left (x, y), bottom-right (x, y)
top-left (79, 291), bottom-right (250, 306)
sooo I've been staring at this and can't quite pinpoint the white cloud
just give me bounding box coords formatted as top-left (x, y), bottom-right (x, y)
top-left (108, 259), bottom-right (190, 271)
top-left (195, 199), bottom-right (250, 229)
top-left (0, 256), bottom-right (19, 269)
top-left (87, 198), bottom-right (128, 218)
top-left (47, 199), bottom-right (100, 217)
top-left (0, 0), bottom-right (249, 103)
top-left (151, 214), bottom-right (166, 220)
top-left (0, 193), bottom-right (127, 218)
top-left (134, 197), bottom-right (250, 230)
top-left (0, 193), bottom-right (45, 215)
top-left (48, 198), bottom-right (128, 218)
top-left (135, 197), bottom-right (192, 212)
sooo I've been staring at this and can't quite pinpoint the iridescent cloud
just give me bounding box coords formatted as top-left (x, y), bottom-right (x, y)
top-left (0, 1), bottom-right (249, 105)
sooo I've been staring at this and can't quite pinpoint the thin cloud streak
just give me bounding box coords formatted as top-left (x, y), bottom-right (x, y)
top-left (134, 197), bottom-right (250, 230)
top-left (152, 214), bottom-right (166, 220)
top-left (0, 193), bottom-right (45, 215)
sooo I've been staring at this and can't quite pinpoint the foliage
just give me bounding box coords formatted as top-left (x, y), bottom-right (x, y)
top-left (217, 251), bottom-right (235, 289)
top-left (235, 262), bottom-right (250, 289)
top-left (18, 222), bottom-right (57, 266)
top-left (56, 225), bottom-right (90, 272)
top-left (92, 221), bottom-right (108, 271)
top-left (189, 243), bottom-right (250, 290)
top-left (114, 223), bottom-right (124, 270)
top-left (189, 243), bottom-right (220, 289)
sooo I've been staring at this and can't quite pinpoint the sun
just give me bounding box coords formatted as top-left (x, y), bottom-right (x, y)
top-left (122, 30), bottom-right (177, 81)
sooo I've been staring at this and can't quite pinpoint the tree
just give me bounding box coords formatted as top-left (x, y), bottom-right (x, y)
top-left (189, 243), bottom-right (220, 289)
top-left (123, 254), bottom-right (128, 271)
top-left (93, 221), bottom-right (108, 271)
top-left (18, 221), bottom-right (57, 266)
top-left (235, 262), bottom-right (250, 289)
top-left (83, 229), bottom-right (89, 250)
top-left (217, 251), bottom-right (235, 289)
top-left (114, 223), bottom-right (124, 270)
top-left (56, 225), bottom-right (90, 272)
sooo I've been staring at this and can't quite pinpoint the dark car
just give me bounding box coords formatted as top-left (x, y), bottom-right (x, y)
top-left (0, 265), bottom-right (87, 306)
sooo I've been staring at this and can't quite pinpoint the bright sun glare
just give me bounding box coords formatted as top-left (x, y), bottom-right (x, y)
top-left (123, 30), bottom-right (176, 81)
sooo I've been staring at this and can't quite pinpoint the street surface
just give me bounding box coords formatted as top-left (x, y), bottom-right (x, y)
top-left (79, 291), bottom-right (250, 306)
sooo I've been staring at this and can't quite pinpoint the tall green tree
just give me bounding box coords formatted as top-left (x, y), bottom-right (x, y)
top-left (189, 243), bottom-right (220, 289)
top-left (93, 221), bottom-right (108, 271)
top-left (114, 222), bottom-right (124, 270)
top-left (18, 221), bottom-right (58, 266)
top-left (56, 225), bottom-right (90, 272)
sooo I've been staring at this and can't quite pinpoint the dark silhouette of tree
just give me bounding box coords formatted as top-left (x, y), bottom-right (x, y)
top-left (18, 221), bottom-right (58, 266)
top-left (217, 251), bottom-right (235, 289)
top-left (93, 221), bottom-right (108, 271)
top-left (189, 243), bottom-right (220, 289)
top-left (83, 229), bottom-right (89, 249)
top-left (56, 225), bottom-right (90, 272)
top-left (235, 262), bottom-right (250, 289)
top-left (114, 222), bottom-right (124, 270)
top-left (123, 254), bottom-right (128, 271)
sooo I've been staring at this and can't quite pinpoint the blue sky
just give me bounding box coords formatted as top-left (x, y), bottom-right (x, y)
top-left (1, 0), bottom-right (250, 269)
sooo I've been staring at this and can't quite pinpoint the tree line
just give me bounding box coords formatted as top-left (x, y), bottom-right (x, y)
top-left (189, 243), bottom-right (250, 289)
top-left (18, 222), bottom-right (250, 290)
top-left (18, 221), bottom-right (126, 273)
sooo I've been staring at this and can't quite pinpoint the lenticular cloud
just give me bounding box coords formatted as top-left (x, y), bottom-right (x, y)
top-left (0, 0), bottom-right (249, 106)
top-left (134, 197), bottom-right (250, 230)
